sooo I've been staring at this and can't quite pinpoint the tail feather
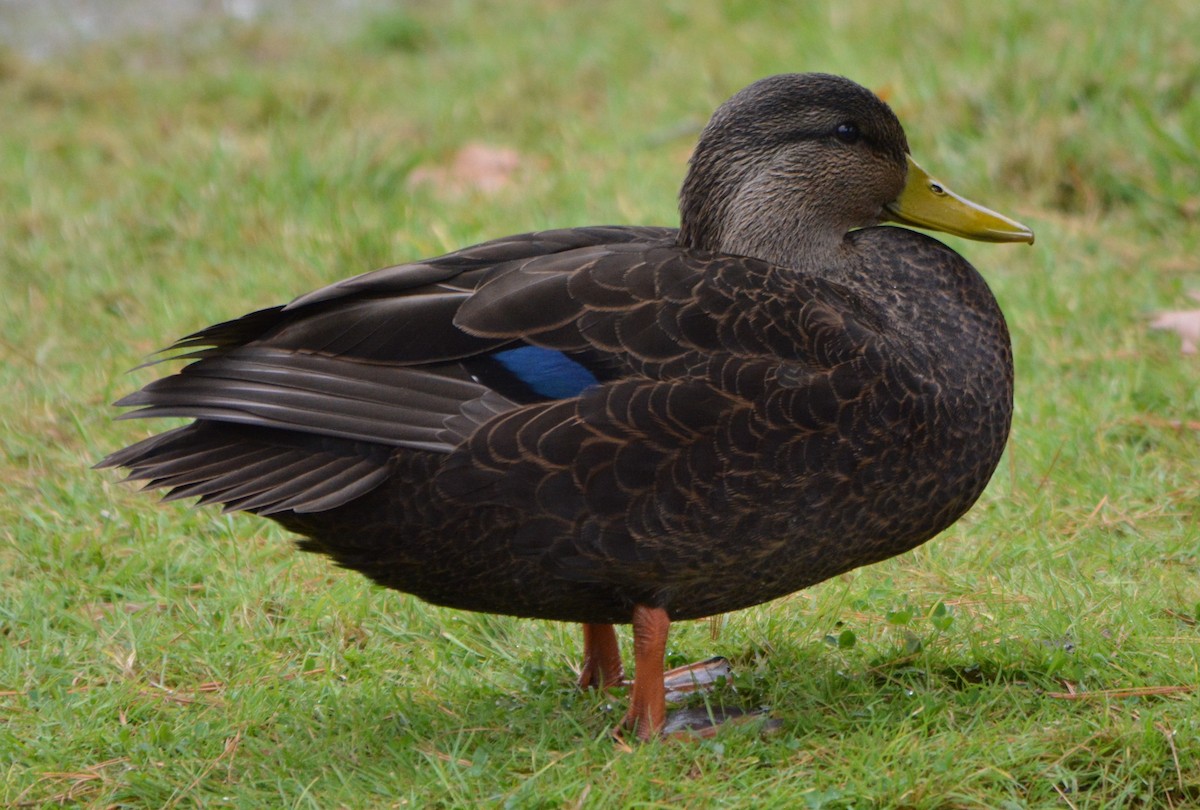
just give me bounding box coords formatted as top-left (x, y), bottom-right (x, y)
top-left (98, 422), bottom-right (395, 515)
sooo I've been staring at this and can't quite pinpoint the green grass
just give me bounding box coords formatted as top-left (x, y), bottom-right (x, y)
top-left (3, 0), bottom-right (1200, 806)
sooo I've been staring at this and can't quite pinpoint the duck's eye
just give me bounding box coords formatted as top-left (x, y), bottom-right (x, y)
top-left (833, 122), bottom-right (861, 144)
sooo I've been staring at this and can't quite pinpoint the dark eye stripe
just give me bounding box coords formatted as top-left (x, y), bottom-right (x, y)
top-left (769, 124), bottom-right (868, 147)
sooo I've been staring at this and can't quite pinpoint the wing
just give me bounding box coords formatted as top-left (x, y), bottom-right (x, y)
top-left (109, 226), bottom-right (678, 453)
top-left (100, 226), bottom-right (676, 512)
top-left (102, 223), bottom-right (902, 538)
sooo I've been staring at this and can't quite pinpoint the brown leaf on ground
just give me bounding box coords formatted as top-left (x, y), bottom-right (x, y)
top-left (409, 142), bottom-right (523, 196)
top-left (1149, 291), bottom-right (1200, 354)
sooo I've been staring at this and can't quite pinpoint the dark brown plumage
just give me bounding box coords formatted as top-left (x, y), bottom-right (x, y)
top-left (100, 73), bottom-right (1033, 739)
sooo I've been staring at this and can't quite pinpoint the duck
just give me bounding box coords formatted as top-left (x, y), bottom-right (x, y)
top-left (100, 73), bottom-right (1033, 740)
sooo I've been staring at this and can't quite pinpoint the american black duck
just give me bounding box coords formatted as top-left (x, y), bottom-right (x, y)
top-left (100, 73), bottom-right (1033, 740)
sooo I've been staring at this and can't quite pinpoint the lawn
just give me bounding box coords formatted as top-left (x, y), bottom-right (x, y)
top-left (2, 0), bottom-right (1199, 806)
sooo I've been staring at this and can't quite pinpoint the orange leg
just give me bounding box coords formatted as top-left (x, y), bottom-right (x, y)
top-left (621, 605), bottom-right (670, 741)
top-left (578, 623), bottom-right (625, 690)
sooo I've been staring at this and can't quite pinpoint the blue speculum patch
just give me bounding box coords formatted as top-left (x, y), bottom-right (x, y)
top-left (489, 346), bottom-right (600, 399)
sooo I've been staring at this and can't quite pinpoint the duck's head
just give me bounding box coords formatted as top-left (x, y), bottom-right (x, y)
top-left (678, 73), bottom-right (1033, 270)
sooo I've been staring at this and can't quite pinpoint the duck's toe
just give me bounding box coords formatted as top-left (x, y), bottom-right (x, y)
top-left (662, 705), bottom-right (782, 739)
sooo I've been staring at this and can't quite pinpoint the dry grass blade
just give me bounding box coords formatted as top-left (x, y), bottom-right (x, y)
top-left (1046, 685), bottom-right (1196, 700)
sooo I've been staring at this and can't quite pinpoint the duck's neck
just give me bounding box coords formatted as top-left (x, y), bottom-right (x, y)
top-left (678, 203), bottom-right (855, 277)
top-left (677, 163), bottom-right (859, 277)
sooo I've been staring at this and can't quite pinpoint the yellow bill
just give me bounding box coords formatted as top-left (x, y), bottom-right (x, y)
top-left (885, 155), bottom-right (1034, 244)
